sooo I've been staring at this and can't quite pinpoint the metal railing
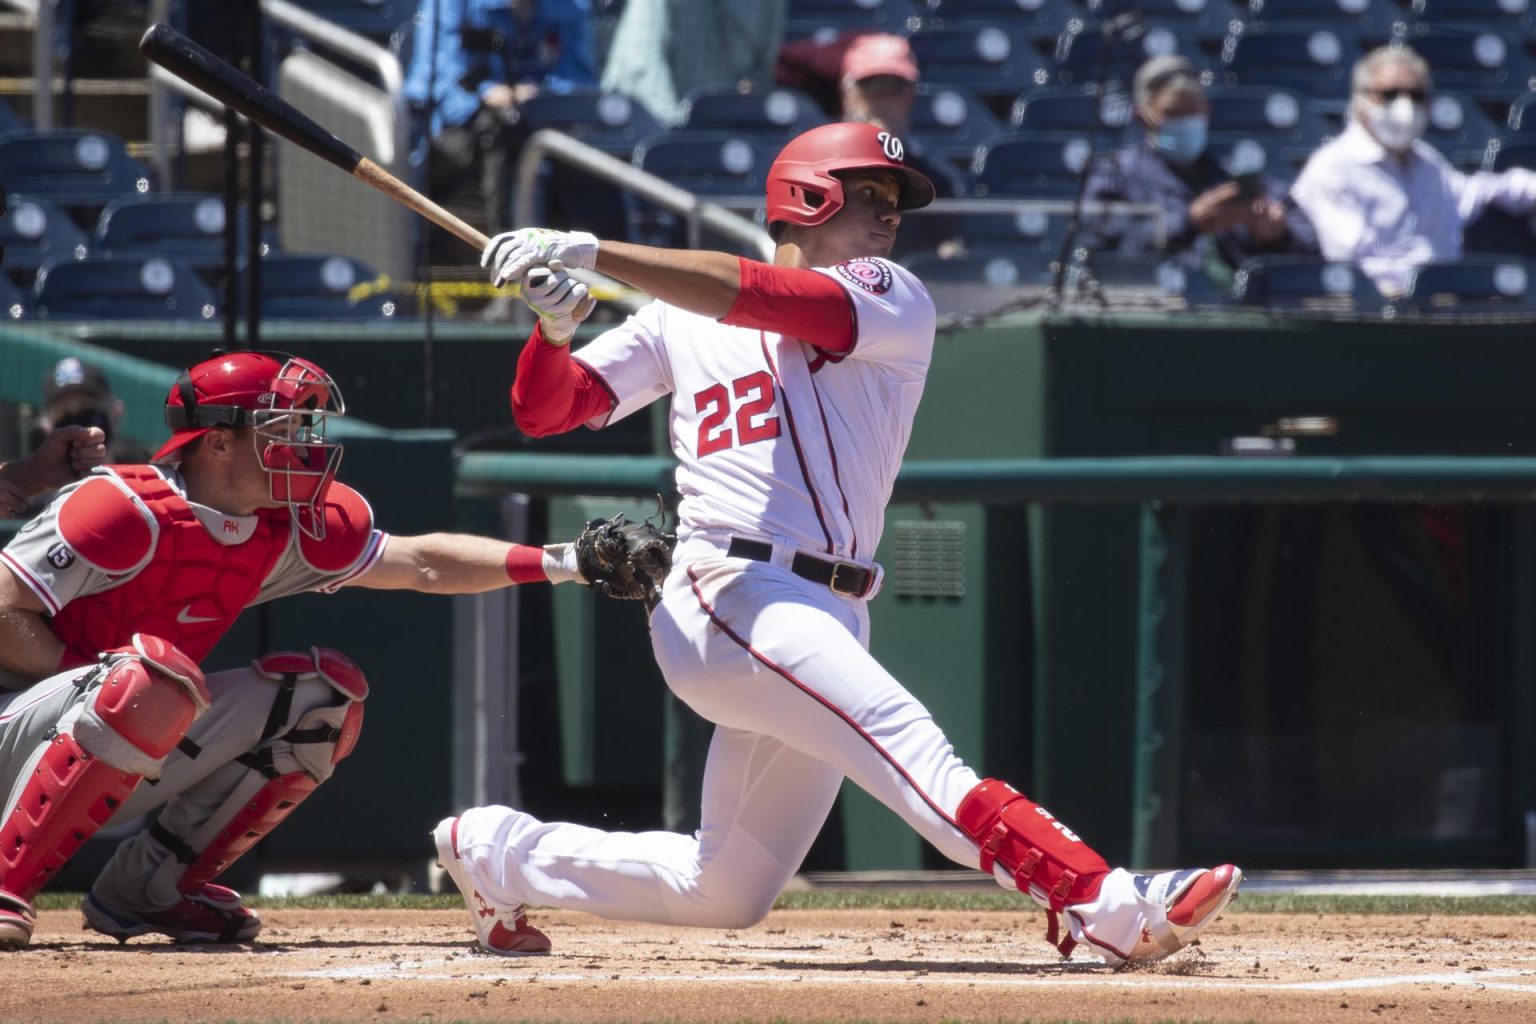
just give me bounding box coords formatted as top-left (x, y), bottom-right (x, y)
top-left (512, 129), bottom-right (776, 261)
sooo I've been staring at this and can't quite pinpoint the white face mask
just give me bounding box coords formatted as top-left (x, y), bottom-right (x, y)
top-left (1365, 94), bottom-right (1426, 153)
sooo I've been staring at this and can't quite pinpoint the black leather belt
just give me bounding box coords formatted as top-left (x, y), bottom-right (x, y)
top-left (726, 537), bottom-right (874, 598)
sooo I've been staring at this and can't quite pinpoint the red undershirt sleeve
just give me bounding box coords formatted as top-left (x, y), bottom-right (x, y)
top-left (721, 257), bottom-right (856, 353)
top-left (509, 323), bottom-right (616, 437)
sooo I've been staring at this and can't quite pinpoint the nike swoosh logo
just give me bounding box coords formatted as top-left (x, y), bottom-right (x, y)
top-left (176, 605), bottom-right (219, 625)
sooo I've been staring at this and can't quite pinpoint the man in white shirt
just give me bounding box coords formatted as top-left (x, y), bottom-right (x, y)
top-left (1293, 45), bottom-right (1536, 296)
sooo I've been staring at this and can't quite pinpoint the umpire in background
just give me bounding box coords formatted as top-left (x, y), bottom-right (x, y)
top-left (1080, 55), bottom-right (1317, 278)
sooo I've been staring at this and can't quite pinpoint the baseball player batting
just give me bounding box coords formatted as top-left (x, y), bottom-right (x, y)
top-left (433, 122), bottom-right (1243, 966)
top-left (0, 351), bottom-right (666, 950)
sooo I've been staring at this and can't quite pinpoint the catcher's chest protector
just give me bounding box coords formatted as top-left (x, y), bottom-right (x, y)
top-left (50, 467), bottom-right (291, 665)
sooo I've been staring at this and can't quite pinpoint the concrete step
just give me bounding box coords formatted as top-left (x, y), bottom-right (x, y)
top-left (0, 11), bottom-right (34, 80)
top-left (0, 77), bottom-right (149, 139)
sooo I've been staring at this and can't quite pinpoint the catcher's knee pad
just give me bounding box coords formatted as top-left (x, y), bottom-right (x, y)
top-left (0, 636), bottom-right (209, 904)
top-left (164, 648), bottom-right (366, 895)
top-left (956, 779), bottom-right (1111, 911)
top-left (71, 634), bottom-right (212, 776)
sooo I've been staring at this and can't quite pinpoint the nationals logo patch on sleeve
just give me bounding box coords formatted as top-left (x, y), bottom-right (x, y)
top-left (835, 258), bottom-right (893, 295)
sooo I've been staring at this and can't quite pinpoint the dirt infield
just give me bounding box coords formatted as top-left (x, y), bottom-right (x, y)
top-left (5, 906), bottom-right (1533, 1023)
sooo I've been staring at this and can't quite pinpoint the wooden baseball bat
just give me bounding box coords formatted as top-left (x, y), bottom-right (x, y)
top-left (139, 21), bottom-right (490, 253)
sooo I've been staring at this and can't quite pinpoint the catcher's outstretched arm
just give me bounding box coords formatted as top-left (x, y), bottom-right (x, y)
top-left (345, 533), bottom-right (584, 593)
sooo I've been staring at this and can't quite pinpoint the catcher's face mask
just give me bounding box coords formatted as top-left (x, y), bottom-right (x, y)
top-left (252, 357), bottom-right (345, 539)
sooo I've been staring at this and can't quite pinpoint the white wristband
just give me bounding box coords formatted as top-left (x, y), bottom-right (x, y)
top-left (541, 543), bottom-right (586, 586)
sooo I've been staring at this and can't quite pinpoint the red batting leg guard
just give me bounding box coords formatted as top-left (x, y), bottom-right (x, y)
top-left (956, 779), bottom-right (1112, 955)
top-left (1, 643), bottom-right (205, 917)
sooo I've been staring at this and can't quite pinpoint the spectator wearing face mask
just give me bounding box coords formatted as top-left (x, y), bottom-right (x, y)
top-left (20, 360), bottom-right (149, 511)
top-left (1293, 45), bottom-right (1536, 296)
top-left (1080, 56), bottom-right (1316, 275)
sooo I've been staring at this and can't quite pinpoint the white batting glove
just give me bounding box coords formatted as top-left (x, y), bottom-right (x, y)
top-left (521, 259), bottom-right (595, 344)
top-left (482, 227), bottom-right (599, 288)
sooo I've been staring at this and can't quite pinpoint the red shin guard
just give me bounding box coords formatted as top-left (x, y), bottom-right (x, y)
top-left (956, 779), bottom-right (1111, 909)
top-left (0, 734), bottom-right (142, 904)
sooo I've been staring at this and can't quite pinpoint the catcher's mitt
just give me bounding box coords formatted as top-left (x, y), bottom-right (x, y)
top-left (574, 510), bottom-right (674, 603)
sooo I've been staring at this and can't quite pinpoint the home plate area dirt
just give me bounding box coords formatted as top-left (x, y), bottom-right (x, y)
top-left (5, 908), bottom-right (1534, 1023)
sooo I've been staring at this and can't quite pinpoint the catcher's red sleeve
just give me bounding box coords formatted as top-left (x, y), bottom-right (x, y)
top-left (722, 257), bottom-right (855, 353)
top-left (510, 323), bottom-right (614, 437)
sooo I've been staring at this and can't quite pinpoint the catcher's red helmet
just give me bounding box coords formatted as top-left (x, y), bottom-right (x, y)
top-left (765, 122), bottom-right (935, 231)
top-left (153, 351), bottom-right (345, 537)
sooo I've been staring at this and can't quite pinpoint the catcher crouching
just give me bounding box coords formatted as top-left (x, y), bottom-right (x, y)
top-left (0, 350), bottom-right (669, 949)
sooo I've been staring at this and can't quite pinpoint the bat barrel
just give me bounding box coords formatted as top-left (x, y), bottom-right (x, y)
top-left (139, 21), bottom-right (364, 174)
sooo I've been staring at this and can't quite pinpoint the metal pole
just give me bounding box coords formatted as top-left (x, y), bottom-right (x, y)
top-left (243, 0), bottom-right (263, 350)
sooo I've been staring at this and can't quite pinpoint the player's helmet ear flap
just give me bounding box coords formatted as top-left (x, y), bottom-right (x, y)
top-left (154, 350), bottom-right (345, 540)
top-left (765, 121), bottom-right (936, 231)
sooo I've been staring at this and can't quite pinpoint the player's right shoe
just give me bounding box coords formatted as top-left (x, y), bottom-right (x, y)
top-left (432, 816), bottom-right (551, 955)
top-left (1064, 864), bottom-right (1242, 967)
top-left (80, 883), bottom-right (262, 944)
top-left (0, 891), bottom-right (37, 950)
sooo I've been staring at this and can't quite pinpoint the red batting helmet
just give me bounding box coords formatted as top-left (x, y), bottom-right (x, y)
top-left (765, 122), bottom-right (935, 231)
top-left (154, 351), bottom-right (345, 539)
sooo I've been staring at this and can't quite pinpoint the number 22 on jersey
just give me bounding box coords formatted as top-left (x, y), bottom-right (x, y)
top-left (694, 371), bottom-right (781, 457)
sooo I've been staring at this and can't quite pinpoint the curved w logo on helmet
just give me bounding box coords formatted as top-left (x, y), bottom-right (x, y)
top-left (877, 131), bottom-right (905, 163)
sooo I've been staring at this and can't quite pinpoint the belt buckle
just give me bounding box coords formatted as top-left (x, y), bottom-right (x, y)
top-left (828, 561), bottom-right (866, 598)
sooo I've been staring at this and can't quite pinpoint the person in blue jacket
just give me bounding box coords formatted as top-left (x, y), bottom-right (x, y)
top-left (405, 0), bottom-right (596, 257)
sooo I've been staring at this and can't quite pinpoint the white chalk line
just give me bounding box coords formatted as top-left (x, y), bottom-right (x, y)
top-left (287, 959), bottom-right (1536, 994)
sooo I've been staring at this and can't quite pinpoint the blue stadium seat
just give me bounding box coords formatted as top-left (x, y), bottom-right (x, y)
top-left (1423, 92), bottom-right (1501, 168)
top-left (239, 253), bottom-right (398, 319)
top-left (0, 98), bottom-right (26, 138)
top-left (518, 90), bottom-right (662, 156)
top-left (1221, 26), bottom-right (1359, 96)
top-left (904, 247), bottom-right (1058, 285)
top-left (0, 270), bottom-right (26, 320)
top-left (33, 255), bottom-right (218, 320)
top-left (1232, 255), bottom-right (1383, 309)
top-left (908, 25), bottom-right (1050, 104)
top-left (630, 132), bottom-right (775, 248)
top-left (1012, 86), bottom-right (1135, 136)
top-left (1403, 30), bottom-right (1536, 101)
top-left (516, 91), bottom-right (662, 241)
top-left (972, 132), bottom-right (1101, 197)
top-left (94, 193), bottom-right (243, 273)
top-left (1052, 21), bottom-right (1210, 89)
top-left (1243, 0), bottom-right (1404, 35)
top-left (0, 131), bottom-right (152, 215)
top-left (0, 193), bottom-right (89, 281)
top-left (1088, 0), bottom-right (1250, 42)
top-left (1075, 252), bottom-right (1230, 305)
top-left (1408, 0), bottom-right (1535, 34)
top-left (1404, 257), bottom-right (1536, 311)
top-left (903, 246), bottom-right (1059, 315)
top-left (1463, 205), bottom-right (1536, 256)
top-left (679, 87), bottom-right (829, 139)
top-left (926, 0), bottom-right (1078, 34)
top-left (1205, 86), bottom-right (1332, 147)
top-left (632, 131), bottom-right (774, 197)
top-left (908, 84), bottom-right (1004, 171)
top-left (290, 0), bottom-right (405, 41)
top-left (784, 0), bottom-right (921, 40)
top-left (893, 208), bottom-right (1074, 261)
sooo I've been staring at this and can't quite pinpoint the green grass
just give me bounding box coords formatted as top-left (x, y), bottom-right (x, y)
top-left (33, 890), bottom-right (1536, 915)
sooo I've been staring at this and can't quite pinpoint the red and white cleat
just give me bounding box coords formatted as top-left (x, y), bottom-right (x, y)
top-left (1064, 864), bottom-right (1243, 967)
top-left (81, 883), bottom-right (262, 944)
top-left (432, 816), bottom-right (551, 956)
top-left (0, 891), bottom-right (37, 950)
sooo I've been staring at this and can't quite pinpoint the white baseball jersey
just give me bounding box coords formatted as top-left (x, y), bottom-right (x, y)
top-left (574, 257), bottom-right (935, 560)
